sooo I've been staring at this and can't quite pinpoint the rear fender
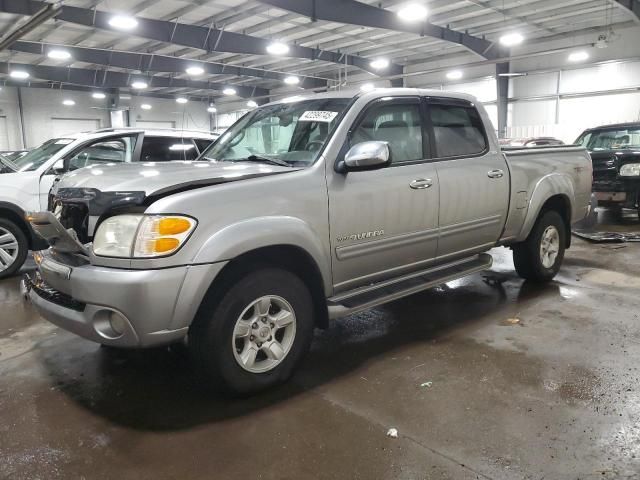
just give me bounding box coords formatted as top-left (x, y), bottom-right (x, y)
top-left (516, 173), bottom-right (574, 242)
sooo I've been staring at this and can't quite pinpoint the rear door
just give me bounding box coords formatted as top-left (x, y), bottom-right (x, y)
top-left (427, 98), bottom-right (509, 260)
top-left (327, 96), bottom-right (440, 292)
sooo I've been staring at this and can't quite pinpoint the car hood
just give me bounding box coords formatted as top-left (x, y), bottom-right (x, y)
top-left (56, 160), bottom-right (295, 196)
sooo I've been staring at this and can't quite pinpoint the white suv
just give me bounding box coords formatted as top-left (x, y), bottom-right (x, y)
top-left (0, 128), bottom-right (217, 278)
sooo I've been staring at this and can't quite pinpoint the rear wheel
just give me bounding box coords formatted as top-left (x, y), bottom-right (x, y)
top-left (189, 268), bottom-right (314, 395)
top-left (0, 219), bottom-right (28, 280)
top-left (513, 210), bottom-right (566, 282)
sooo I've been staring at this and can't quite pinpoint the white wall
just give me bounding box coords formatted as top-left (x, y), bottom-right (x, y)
top-left (0, 87), bottom-right (25, 150)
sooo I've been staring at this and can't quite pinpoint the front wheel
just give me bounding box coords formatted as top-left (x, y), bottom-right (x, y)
top-left (189, 268), bottom-right (314, 395)
top-left (513, 210), bottom-right (566, 282)
top-left (0, 219), bottom-right (28, 280)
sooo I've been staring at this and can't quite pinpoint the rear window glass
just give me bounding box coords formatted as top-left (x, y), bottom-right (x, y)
top-left (430, 104), bottom-right (487, 157)
top-left (141, 137), bottom-right (199, 161)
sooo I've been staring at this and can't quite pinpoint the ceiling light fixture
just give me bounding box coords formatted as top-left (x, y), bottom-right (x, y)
top-left (108, 15), bottom-right (138, 30)
top-left (131, 80), bottom-right (148, 89)
top-left (62, 99), bottom-right (75, 106)
top-left (370, 58), bottom-right (390, 70)
top-left (176, 97), bottom-right (188, 104)
top-left (247, 100), bottom-right (258, 108)
top-left (499, 32), bottom-right (524, 47)
top-left (397, 3), bottom-right (428, 22)
top-left (207, 105), bottom-right (217, 113)
top-left (92, 92), bottom-right (106, 99)
top-left (140, 104), bottom-right (152, 110)
top-left (497, 72), bottom-right (527, 77)
top-left (360, 83), bottom-right (375, 92)
top-left (568, 50), bottom-right (589, 62)
top-left (223, 87), bottom-right (237, 96)
top-left (284, 75), bottom-right (300, 85)
top-left (186, 66), bottom-right (205, 76)
top-left (266, 41), bottom-right (289, 55)
top-left (47, 49), bottom-right (71, 60)
top-left (446, 70), bottom-right (463, 80)
top-left (9, 70), bottom-right (29, 79)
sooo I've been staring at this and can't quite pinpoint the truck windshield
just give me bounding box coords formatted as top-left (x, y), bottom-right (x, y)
top-left (575, 127), bottom-right (640, 151)
top-left (13, 138), bottom-right (74, 172)
top-left (201, 98), bottom-right (351, 166)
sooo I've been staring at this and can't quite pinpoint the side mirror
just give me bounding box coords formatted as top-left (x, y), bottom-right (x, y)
top-left (337, 141), bottom-right (391, 173)
top-left (49, 159), bottom-right (65, 175)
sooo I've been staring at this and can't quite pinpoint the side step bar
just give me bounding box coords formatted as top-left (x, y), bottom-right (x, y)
top-left (327, 253), bottom-right (493, 319)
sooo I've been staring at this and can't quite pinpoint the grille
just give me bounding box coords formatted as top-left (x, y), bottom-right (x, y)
top-left (24, 273), bottom-right (86, 312)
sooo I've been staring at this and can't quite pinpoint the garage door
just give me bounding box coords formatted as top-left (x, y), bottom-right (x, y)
top-left (136, 120), bottom-right (176, 129)
top-left (51, 118), bottom-right (101, 137)
top-left (0, 117), bottom-right (9, 150)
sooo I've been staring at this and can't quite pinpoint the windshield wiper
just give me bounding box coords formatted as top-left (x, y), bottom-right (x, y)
top-left (237, 155), bottom-right (292, 168)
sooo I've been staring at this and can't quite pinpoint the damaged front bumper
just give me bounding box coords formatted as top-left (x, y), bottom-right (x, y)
top-left (23, 212), bottom-right (225, 347)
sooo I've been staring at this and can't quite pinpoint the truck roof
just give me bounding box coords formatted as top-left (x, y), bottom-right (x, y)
top-left (267, 87), bottom-right (479, 107)
top-left (58, 128), bottom-right (217, 140)
top-left (582, 122), bottom-right (640, 131)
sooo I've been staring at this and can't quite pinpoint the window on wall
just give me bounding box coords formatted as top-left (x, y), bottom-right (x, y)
top-left (351, 100), bottom-right (424, 163)
top-left (429, 102), bottom-right (487, 158)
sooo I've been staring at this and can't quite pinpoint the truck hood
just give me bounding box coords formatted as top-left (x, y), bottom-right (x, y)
top-left (57, 160), bottom-right (294, 195)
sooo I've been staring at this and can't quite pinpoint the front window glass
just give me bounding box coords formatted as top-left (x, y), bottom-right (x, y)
top-left (12, 138), bottom-right (73, 172)
top-left (67, 136), bottom-right (137, 171)
top-left (201, 98), bottom-right (351, 167)
top-left (141, 137), bottom-right (198, 162)
top-left (575, 128), bottom-right (640, 151)
top-left (351, 100), bottom-right (424, 164)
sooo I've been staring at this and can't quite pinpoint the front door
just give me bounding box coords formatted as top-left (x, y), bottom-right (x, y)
top-left (327, 96), bottom-right (439, 292)
top-left (427, 98), bottom-right (509, 260)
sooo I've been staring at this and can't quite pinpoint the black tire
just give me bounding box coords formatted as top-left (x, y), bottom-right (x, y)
top-left (513, 210), bottom-right (566, 283)
top-left (0, 218), bottom-right (28, 280)
top-left (189, 268), bottom-right (314, 395)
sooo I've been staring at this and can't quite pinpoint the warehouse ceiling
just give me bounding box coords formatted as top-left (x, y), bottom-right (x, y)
top-left (0, 0), bottom-right (636, 102)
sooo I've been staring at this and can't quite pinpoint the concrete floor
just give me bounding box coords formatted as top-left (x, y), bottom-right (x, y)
top-left (1, 210), bottom-right (640, 479)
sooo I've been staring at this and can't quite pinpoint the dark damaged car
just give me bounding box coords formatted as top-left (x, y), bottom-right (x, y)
top-left (575, 122), bottom-right (640, 216)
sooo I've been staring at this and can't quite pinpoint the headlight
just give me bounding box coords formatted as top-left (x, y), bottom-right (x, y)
top-left (620, 163), bottom-right (640, 176)
top-left (93, 214), bottom-right (142, 257)
top-left (92, 215), bottom-right (197, 258)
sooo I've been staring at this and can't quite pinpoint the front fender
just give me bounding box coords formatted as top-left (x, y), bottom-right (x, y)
top-left (192, 216), bottom-right (332, 292)
top-left (516, 173), bottom-right (574, 242)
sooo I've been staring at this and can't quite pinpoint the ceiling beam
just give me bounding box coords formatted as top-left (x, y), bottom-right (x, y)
top-left (613, 0), bottom-right (640, 23)
top-left (254, 0), bottom-right (506, 60)
top-left (0, 0), bottom-right (402, 76)
top-left (9, 41), bottom-right (327, 89)
top-left (0, 62), bottom-right (269, 98)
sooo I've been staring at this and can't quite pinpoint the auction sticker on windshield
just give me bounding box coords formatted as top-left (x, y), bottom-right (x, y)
top-left (299, 111), bottom-right (339, 123)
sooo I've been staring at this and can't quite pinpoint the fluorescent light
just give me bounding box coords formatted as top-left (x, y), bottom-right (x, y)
top-left (207, 106), bottom-right (217, 113)
top-left (284, 75), bottom-right (300, 85)
top-left (247, 100), bottom-right (258, 108)
top-left (446, 70), bottom-right (463, 80)
top-left (397, 3), bottom-right (428, 22)
top-left (140, 104), bottom-right (152, 110)
top-left (223, 87), bottom-right (237, 96)
top-left (131, 81), bottom-right (148, 89)
top-left (176, 97), bottom-right (188, 104)
top-left (92, 92), bottom-right (106, 99)
top-left (499, 33), bottom-right (524, 47)
top-left (497, 72), bottom-right (527, 77)
top-left (169, 144), bottom-right (195, 151)
top-left (370, 58), bottom-right (389, 70)
top-left (568, 51), bottom-right (589, 62)
top-left (360, 83), bottom-right (375, 92)
top-left (62, 99), bottom-right (75, 106)
top-left (9, 70), bottom-right (29, 79)
top-left (186, 66), bottom-right (204, 76)
top-left (266, 41), bottom-right (289, 55)
top-left (47, 49), bottom-right (71, 60)
top-left (108, 15), bottom-right (138, 30)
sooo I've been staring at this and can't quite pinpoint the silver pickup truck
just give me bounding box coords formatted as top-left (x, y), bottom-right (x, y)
top-left (23, 89), bottom-right (592, 394)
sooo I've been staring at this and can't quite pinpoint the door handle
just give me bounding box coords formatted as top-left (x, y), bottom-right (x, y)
top-left (409, 178), bottom-right (433, 189)
top-left (487, 169), bottom-right (504, 179)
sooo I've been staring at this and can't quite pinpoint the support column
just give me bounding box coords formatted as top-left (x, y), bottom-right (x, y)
top-left (496, 62), bottom-right (509, 139)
